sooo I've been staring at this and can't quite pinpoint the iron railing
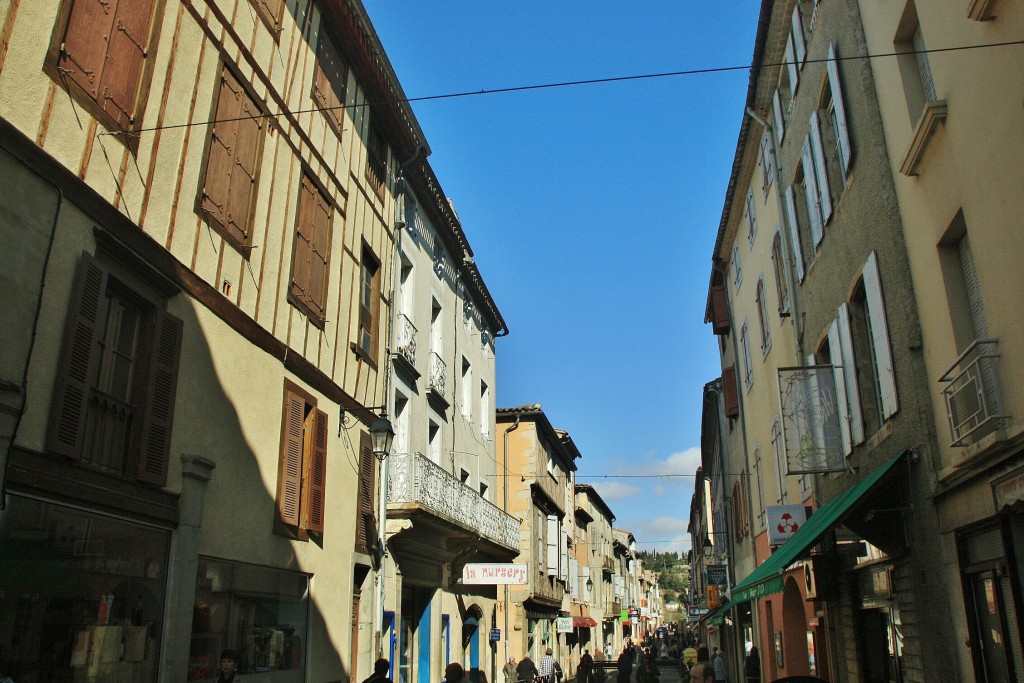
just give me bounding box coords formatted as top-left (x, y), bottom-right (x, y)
top-left (428, 352), bottom-right (447, 399)
top-left (387, 452), bottom-right (520, 551)
top-left (395, 314), bottom-right (417, 367)
top-left (80, 389), bottom-right (136, 474)
top-left (939, 338), bottom-right (1007, 446)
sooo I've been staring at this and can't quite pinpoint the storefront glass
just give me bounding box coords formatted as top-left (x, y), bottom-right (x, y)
top-left (188, 558), bottom-right (308, 681)
top-left (0, 495), bottom-right (169, 682)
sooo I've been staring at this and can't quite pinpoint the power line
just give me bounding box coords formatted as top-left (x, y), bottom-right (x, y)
top-left (102, 39), bottom-right (1023, 139)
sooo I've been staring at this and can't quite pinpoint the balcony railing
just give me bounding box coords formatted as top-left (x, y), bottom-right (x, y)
top-left (81, 389), bottom-right (137, 474)
top-left (428, 352), bottom-right (447, 399)
top-left (939, 338), bottom-right (1007, 446)
top-left (396, 314), bottom-right (417, 367)
top-left (387, 452), bottom-right (520, 551)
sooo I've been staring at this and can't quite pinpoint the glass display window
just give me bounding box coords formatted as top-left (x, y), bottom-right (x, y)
top-left (0, 495), bottom-right (169, 682)
top-left (188, 558), bottom-right (309, 681)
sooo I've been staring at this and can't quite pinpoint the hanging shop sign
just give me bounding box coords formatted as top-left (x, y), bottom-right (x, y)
top-left (556, 617), bottom-right (574, 633)
top-left (767, 504), bottom-right (809, 546)
top-left (993, 467), bottom-right (1024, 510)
top-left (778, 365), bottom-right (846, 473)
top-left (462, 563), bottom-right (528, 585)
top-left (706, 565), bottom-right (728, 587)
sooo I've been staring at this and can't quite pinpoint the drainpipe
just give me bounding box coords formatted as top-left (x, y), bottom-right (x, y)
top-left (502, 414), bottom-right (521, 662)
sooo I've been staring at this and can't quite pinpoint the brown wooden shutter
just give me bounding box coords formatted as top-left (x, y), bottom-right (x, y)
top-left (48, 253), bottom-right (109, 458)
top-left (312, 30), bottom-right (347, 135)
top-left (308, 188), bottom-right (331, 319)
top-left (356, 431), bottom-right (375, 550)
top-left (304, 408), bottom-right (328, 534)
top-left (723, 366), bottom-right (739, 418)
top-left (226, 93), bottom-right (263, 245)
top-left (277, 392), bottom-right (305, 526)
top-left (710, 284), bottom-right (731, 335)
top-left (59, 0), bottom-right (116, 101)
top-left (136, 309), bottom-right (183, 485)
top-left (201, 69), bottom-right (242, 233)
top-left (103, 0), bottom-right (155, 128)
top-left (290, 177), bottom-right (316, 308)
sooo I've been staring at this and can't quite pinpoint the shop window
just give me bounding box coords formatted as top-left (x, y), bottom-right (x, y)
top-left (276, 382), bottom-right (328, 535)
top-left (0, 496), bottom-right (169, 682)
top-left (188, 558), bottom-right (308, 680)
top-left (47, 253), bottom-right (182, 486)
top-left (46, 0), bottom-right (159, 143)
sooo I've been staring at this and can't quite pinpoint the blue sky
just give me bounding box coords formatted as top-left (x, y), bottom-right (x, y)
top-left (364, 2), bottom-right (761, 554)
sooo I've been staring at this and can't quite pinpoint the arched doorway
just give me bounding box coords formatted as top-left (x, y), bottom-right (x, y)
top-left (781, 576), bottom-right (811, 676)
top-left (464, 605), bottom-right (484, 683)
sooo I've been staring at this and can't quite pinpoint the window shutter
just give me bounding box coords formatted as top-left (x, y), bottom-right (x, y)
top-left (809, 111), bottom-right (833, 224)
top-left (791, 7), bottom-right (806, 65)
top-left (710, 284), bottom-right (731, 335)
top-left (305, 408), bottom-right (328, 534)
top-left (827, 43), bottom-right (852, 177)
top-left (546, 515), bottom-right (558, 576)
top-left (862, 252), bottom-right (898, 419)
top-left (48, 253), bottom-right (109, 458)
top-left (277, 392), bottom-right (305, 526)
top-left (59, 0), bottom-right (117, 101)
top-left (560, 526), bottom-right (569, 582)
top-left (103, 0), bottom-right (155, 128)
top-left (226, 92), bottom-right (263, 245)
top-left (136, 308), bottom-right (183, 485)
top-left (201, 69), bottom-right (243, 233)
top-left (828, 319), bottom-right (852, 455)
top-left (801, 137), bottom-right (824, 248)
top-left (312, 30), bottom-right (347, 135)
top-left (308, 189), bottom-right (331, 319)
top-left (785, 37), bottom-right (799, 96)
top-left (772, 90), bottom-right (785, 143)
top-left (722, 366), bottom-right (739, 418)
top-left (783, 187), bottom-right (805, 281)
top-left (836, 303), bottom-right (865, 445)
top-left (290, 178), bottom-right (316, 309)
top-left (357, 431), bottom-right (376, 549)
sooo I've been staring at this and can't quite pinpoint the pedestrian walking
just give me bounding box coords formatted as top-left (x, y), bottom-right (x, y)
top-left (517, 654), bottom-right (539, 683)
top-left (504, 657), bottom-right (519, 683)
top-left (616, 647), bottom-right (633, 683)
top-left (688, 647), bottom-right (713, 683)
top-left (538, 647), bottom-right (562, 683)
top-left (712, 649), bottom-right (726, 683)
top-left (578, 649), bottom-right (594, 683)
top-left (363, 659), bottom-right (394, 683)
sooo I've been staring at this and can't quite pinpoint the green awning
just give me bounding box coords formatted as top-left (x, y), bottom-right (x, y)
top-left (704, 600), bottom-right (730, 625)
top-left (730, 451), bottom-right (907, 604)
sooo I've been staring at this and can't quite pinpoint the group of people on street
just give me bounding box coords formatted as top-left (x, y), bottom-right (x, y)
top-left (504, 648), bottom-right (563, 683)
top-left (682, 642), bottom-right (761, 683)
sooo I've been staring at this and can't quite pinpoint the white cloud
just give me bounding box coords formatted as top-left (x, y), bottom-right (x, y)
top-left (590, 481), bottom-right (641, 501)
top-left (615, 446), bottom-right (702, 477)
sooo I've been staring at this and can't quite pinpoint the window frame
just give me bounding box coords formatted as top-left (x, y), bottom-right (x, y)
top-left (771, 231), bottom-right (791, 315)
top-left (355, 244), bottom-right (381, 364)
top-left (276, 380), bottom-right (329, 536)
top-left (365, 117), bottom-right (388, 199)
top-left (311, 26), bottom-right (348, 138)
top-left (47, 252), bottom-right (182, 486)
top-left (756, 277), bottom-right (772, 355)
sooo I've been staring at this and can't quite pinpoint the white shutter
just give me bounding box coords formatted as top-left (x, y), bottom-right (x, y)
top-left (792, 7), bottom-right (806, 65)
top-left (747, 189), bottom-right (758, 242)
top-left (785, 37), bottom-right (799, 97)
top-left (828, 320), bottom-right (852, 455)
top-left (773, 89), bottom-right (786, 143)
top-left (783, 186), bottom-right (805, 281)
top-left (569, 557), bottom-right (579, 597)
top-left (827, 43), bottom-right (851, 177)
top-left (863, 252), bottom-right (899, 418)
top-left (801, 137), bottom-right (824, 248)
top-left (837, 303), bottom-right (865, 445)
top-left (547, 515), bottom-right (558, 576)
top-left (560, 526), bottom-right (569, 582)
top-left (809, 111), bottom-right (833, 224)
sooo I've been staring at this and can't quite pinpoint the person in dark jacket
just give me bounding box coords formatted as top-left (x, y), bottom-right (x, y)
top-left (745, 646), bottom-right (761, 683)
top-left (578, 650), bottom-right (594, 683)
top-left (616, 647), bottom-right (633, 683)
top-left (445, 663), bottom-right (465, 683)
top-left (517, 654), bottom-right (539, 683)
top-left (363, 659), bottom-right (393, 683)
top-left (217, 650), bottom-right (241, 683)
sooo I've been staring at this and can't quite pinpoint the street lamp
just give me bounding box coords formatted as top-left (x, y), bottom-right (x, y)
top-left (586, 576), bottom-right (594, 592)
top-left (340, 406), bottom-right (395, 461)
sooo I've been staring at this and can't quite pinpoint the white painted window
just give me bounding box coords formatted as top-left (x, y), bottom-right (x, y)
top-left (785, 36), bottom-right (799, 99)
top-left (741, 320), bottom-right (754, 389)
top-left (732, 243), bottom-right (743, 290)
top-left (827, 43), bottom-right (852, 178)
top-left (783, 187), bottom-right (805, 281)
top-left (479, 380), bottom-right (490, 439)
top-left (773, 89), bottom-right (786, 143)
top-left (862, 252), bottom-right (898, 419)
top-left (791, 6), bottom-right (807, 66)
top-left (771, 419), bottom-right (787, 504)
top-left (461, 357), bottom-right (472, 421)
top-left (747, 189), bottom-right (759, 245)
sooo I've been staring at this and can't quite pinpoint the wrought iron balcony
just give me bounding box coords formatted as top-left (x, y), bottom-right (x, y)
top-left (81, 389), bottom-right (137, 474)
top-left (395, 314), bottom-right (417, 367)
top-left (387, 452), bottom-right (520, 552)
top-left (939, 338), bottom-right (1007, 447)
top-left (428, 352), bottom-right (447, 399)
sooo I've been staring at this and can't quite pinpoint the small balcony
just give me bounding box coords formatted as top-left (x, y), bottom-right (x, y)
top-left (939, 338), bottom-right (1007, 447)
top-left (428, 352), bottom-right (447, 403)
top-left (395, 314), bottom-right (417, 368)
top-left (387, 452), bottom-right (520, 553)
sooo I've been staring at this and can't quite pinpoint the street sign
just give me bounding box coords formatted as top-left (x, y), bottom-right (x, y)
top-left (491, 629), bottom-right (501, 642)
top-left (462, 563), bottom-right (529, 585)
top-left (556, 617), bottom-right (573, 633)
